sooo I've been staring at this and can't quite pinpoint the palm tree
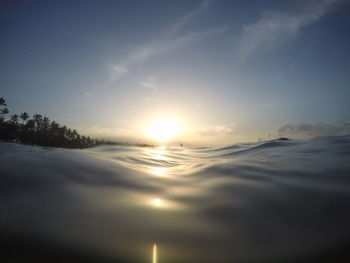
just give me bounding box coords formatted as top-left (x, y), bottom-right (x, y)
top-left (61, 125), bottom-right (68, 136)
top-left (0, 97), bottom-right (6, 106)
top-left (20, 112), bottom-right (29, 124)
top-left (0, 97), bottom-right (9, 123)
top-left (33, 114), bottom-right (43, 131)
top-left (22, 119), bottom-right (35, 144)
top-left (25, 119), bottom-right (35, 129)
top-left (40, 116), bottom-right (51, 145)
top-left (72, 129), bottom-right (78, 139)
top-left (50, 121), bottom-right (60, 133)
top-left (0, 107), bottom-right (9, 122)
top-left (10, 114), bottom-right (19, 125)
top-left (1, 97), bottom-right (98, 148)
top-left (48, 121), bottom-right (60, 145)
top-left (42, 116), bottom-right (50, 130)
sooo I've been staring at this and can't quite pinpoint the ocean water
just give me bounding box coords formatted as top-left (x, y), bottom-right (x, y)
top-left (1, 136), bottom-right (350, 262)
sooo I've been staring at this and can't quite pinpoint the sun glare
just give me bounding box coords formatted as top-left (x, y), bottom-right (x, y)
top-left (147, 119), bottom-right (180, 142)
top-left (152, 198), bottom-right (162, 206)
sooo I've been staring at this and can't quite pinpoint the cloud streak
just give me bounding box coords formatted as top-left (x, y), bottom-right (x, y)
top-left (167, 0), bottom-right (212, 35)
top-left (139, 76), bottom-right (158, 102)
top-left (109, 26), bottom-right (228, 81)
top-left (237, 0), bottom-right (345, 60)
top-left (109, 0), bottom-right (226, 81)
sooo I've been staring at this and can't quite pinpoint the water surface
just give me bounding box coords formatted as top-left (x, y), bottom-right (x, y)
top-left (1, 136), bottom-right (350, 262)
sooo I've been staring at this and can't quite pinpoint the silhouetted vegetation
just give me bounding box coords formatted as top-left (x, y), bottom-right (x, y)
top-left (0, 97), bottom-right (101, 148)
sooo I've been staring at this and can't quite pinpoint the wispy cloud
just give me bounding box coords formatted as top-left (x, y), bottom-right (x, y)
top-left (109, 0), bottom-right (226, 81)
top-left (109, 26), bottom-right (228, 81)
top-left (237, 0), bottom-right (345, 60)
top-left (139, 76), bottom-right (158, 102)
top-left (277, 122), bottom-right (350, 139)
top-left (167, 0), bottom-right (212, 35)
top-left (109, 64), bottom-right (129, 81)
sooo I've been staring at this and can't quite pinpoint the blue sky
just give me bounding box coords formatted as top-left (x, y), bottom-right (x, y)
top-left (1, 0), bottom-right (350, 145)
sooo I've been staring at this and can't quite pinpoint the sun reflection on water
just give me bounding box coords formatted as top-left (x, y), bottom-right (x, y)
top-left (153, 243), bottom-right (157, 263)
top-left (152, 167), bottom-right (165, 175)
top-left (149, 149), bottom-right (167, 160)
top-left (144, 147), bottom-right (171, 176)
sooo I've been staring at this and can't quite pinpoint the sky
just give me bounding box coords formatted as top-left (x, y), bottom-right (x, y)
top-left (1, 0), bottom-right (350, 146)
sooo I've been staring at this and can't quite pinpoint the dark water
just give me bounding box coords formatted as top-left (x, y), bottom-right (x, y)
top-left (1, 136), bottom-right (350, 262)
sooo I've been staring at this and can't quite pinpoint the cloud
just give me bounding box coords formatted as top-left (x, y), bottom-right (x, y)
top-left (109, 26), bottom-right (228, 81)
top-left (167, 0), bottom-right (212, 35)
top-left (110, 64), bottom-right (128, 81)
top-left (139, 76), bottom-right (158, 102)
top-left (277, 122), bottom-right (350, 139)
top-left (237, 0), bottom-right (345, 60)
top-left (109, 0), bottom-right (227, 81)
top-left (197, 123), bottom-right (236, 137)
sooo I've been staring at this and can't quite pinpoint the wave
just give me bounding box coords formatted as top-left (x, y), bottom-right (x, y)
top-left (1, 136), bottom-right (350, 262)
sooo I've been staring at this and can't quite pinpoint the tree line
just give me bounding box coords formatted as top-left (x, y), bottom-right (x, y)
top-left (0, 97), bottom-right (102, 148)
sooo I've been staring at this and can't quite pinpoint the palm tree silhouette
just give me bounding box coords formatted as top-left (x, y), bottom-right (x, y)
top-left (10, 114), bottom-right (19, 125)
top-left (0, 97), bottom-right (121, 148)
top-left (42, 116), bottom-right (50, 131)
top-left (0, 97), bottom-right (6, 107)
top-left (0, 108), bottom-right (9, 122)
top-left (33, 114), bottom-right (42, 131)
top-left (20, 112), bottom-right (29, 124)
top-left (0, 98), bottom-right (9, 122)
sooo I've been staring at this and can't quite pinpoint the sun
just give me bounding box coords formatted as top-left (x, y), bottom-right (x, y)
top-left (152, 198), bottom-right (162, 206)
top-left (147, 119), bottom-right (180, 142)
